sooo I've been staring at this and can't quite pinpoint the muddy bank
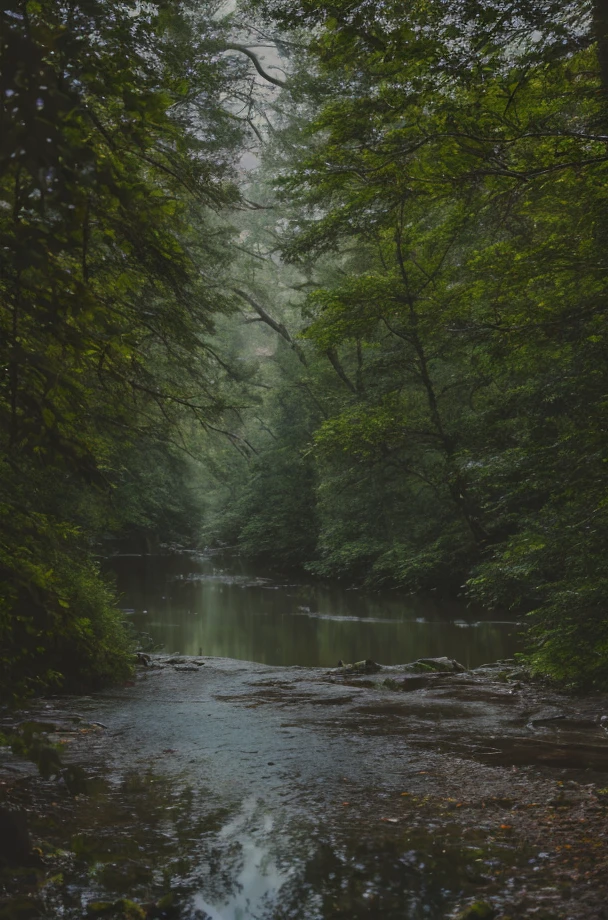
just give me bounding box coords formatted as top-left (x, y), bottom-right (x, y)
top-left (1, 656), bottom-right (608, 919)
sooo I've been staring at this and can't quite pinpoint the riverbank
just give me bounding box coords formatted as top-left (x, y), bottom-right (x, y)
top-left (2, 656), bottom-right (608, 919)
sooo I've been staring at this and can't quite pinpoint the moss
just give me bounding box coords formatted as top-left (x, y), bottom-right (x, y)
top-left (455, 902), bottom-right (496, 920)
top-left (116, 901), bottom-right (146, 920)
top-left (87, 904), bottom-right (115, 917)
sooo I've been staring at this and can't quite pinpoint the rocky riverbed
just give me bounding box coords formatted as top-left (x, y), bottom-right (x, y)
top-left (1, 656), bottom-right (608, 919)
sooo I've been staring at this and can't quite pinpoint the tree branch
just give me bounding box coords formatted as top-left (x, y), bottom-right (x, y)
top-left (325, 346), bottom-right (357, 394)
top-left (232, 288), bottom-right (308, 366)
top-left (222, 43), bottom-right (287, 88)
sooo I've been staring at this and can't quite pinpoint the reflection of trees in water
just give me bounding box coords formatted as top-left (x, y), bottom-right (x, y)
top-left (273, 827), bottom-right (497, 920)
top-left (115, 554), bottom-right (520, 669)
top-left (33, 761), bottom-right (528, 920)
top-left (38, 772), bottom-right (243, 918)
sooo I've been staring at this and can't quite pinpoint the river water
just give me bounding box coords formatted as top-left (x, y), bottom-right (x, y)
top-left (10, 554), bottom-right (577, 920)
top-left (18, 648), bottom-right (608, 920)
top-left (111, 551), bottom-right (520, 668)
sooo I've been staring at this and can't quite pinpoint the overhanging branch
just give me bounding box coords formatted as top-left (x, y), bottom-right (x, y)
top-left (222, 43), bottom-right (287, 88)
top-left (232, 288), bottom-right (308, 366)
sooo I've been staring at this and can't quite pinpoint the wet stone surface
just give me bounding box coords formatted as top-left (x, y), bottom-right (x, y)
top-left (1, 656), bottom-right (608, 919)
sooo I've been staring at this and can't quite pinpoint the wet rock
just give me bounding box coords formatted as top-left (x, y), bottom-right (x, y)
top-left (337, 659), bottom-right (382, 675)
top-left (476, 659), bottom-right (515, 670)
top-left (86, 904), bottom-right (115, 917)
top-left (505, 668), bottom-right (528, 681)
top-left (455, 902), bottom-right (496, 920)
top-left (156, 656), bottom-right (205, 671)
top-left (404, 657), bottom-right (466, 674)
top-left (117, 901), bottom-right (146, 920)
top-left (472, 660), bottom-right (528, 684)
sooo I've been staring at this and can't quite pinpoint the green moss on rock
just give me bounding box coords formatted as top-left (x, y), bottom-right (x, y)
top-left (455, 901), bottom-right (496, 920)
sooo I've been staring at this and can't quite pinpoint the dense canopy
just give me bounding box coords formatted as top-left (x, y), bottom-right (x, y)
top-left (2, 0), bottom-right (608, 696)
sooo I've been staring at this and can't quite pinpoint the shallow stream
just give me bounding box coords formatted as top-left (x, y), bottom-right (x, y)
top-left (3, 555), bottom-right (608, 920)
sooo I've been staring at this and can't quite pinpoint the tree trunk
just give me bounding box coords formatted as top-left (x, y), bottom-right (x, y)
top-left (593, 0), bottom-right (608, 97)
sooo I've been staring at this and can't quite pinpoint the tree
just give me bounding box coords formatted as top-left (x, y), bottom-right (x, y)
top-left (226, 0), bottom-right (608, 685)
top-left (0, 0), bottom-right (243, 698)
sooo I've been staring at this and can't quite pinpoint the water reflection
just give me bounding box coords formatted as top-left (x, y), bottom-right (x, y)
top-left (195, 797), bottom-right (292, 920)
top-left (109, 553), bottom-right (520, 669)
top-left (26, 766), bottom-right (527, 920)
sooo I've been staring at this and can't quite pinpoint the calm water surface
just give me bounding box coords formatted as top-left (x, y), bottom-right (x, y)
top-left (111, 552), bottom-right (520, 668)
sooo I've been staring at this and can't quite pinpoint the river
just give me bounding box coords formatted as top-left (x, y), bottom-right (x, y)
top-left (110, 551), bottom-right (521, 668)
top-left (4, 554), bottom-right (608, 920)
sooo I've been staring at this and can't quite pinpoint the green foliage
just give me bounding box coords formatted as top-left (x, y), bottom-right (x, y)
top-left (200, 361), bottom-right (320, 566)
top-left (232, 448), bottom-right (318, 565)
top-left (203, 0), bottom-right (608, 686)
top-left (5, 0), bottom-right (607, 692)
top-left (0, 460), bottom-right (133, 698)
top-left (0, 0), bottom-right (244, 699)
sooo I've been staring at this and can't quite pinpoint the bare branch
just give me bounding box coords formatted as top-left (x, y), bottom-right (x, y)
top-left (232, 288), bottom-right (308, 366)
top-left (325, 346), bottom-right (357, 394)
top-left (222, 43), bottom-right (287, 88)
